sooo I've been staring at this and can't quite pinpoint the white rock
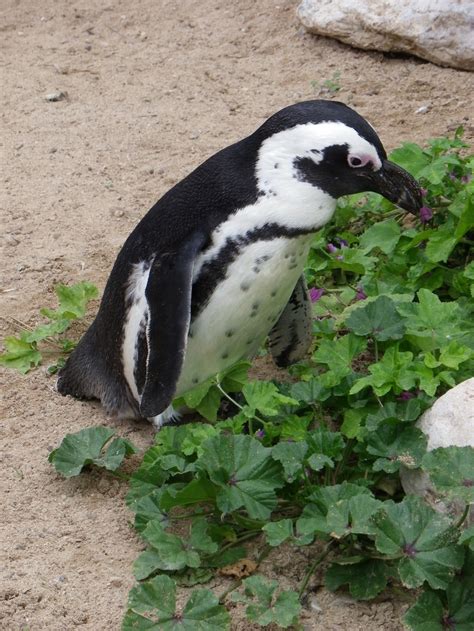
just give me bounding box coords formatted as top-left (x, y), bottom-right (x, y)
top-left (297, 0), bottom-right (474, 71)
top-left (400, 378), bottom-right (474, 522)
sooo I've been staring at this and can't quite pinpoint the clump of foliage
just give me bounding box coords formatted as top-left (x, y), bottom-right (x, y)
top-left (0, 281), bottom-right (98, 374)
top-left (6, 131), bottom-right (474, 629)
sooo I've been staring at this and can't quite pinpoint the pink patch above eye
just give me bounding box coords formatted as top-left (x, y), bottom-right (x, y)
top-left (348, 154), bottom-right (373, 168)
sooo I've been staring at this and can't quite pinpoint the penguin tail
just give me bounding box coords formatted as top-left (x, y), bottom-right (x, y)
top-left (57, 325), bottom-right (135, 418)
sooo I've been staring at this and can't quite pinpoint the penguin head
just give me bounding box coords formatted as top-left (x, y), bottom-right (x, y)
top-left (254, 100), bottom-right (422, 214)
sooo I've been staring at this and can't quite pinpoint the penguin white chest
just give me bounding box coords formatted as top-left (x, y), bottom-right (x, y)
top-left (176, 235), bottom-right (312, 395)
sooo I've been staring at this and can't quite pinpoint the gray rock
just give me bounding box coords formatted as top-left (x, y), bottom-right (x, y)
top-left (400, 378), bottom-right (474, 522)
top-left (297, 0), bottom-right (474, 71)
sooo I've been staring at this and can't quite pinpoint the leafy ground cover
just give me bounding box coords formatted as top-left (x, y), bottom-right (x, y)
top-left (5, 133), bottom-right (474, 629)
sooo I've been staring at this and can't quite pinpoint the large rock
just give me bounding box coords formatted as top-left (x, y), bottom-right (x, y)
top-left (297, 0), bottom-right (474, 71)
top-left (400, 378), bottom-right (474, 522)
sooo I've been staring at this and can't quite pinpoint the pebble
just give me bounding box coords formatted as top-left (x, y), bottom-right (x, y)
top-left (109, 577), bottom-right (123, 588)
top-left (415, 104), bottom-right (431, 114)
top-left (45, 91), bottom-right (67, 102)
top-left (5, 234), bottom-right (19, 246)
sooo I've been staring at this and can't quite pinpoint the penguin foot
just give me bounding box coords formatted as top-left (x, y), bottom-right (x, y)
top-left (149, 404), bottom-right (181, 430)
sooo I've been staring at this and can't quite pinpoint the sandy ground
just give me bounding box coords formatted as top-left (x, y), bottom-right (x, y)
top-left (1, 1), bottom-right (473, 629)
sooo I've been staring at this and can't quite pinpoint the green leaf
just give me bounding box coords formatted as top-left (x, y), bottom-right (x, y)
top-left (422, 446), bottom-right (474, 502)
top-left (404, 590), bottom-right (444, 631)
top-left (459, 525), bottom-right (474, 551)
top-left (359, 219), bottom-right (401, 255)
top-left (297, 483), bottom-right (372, 538)
top-left (325, 559), bottom-right (390, 600)
top-left (0, 335), bottom-right (42, 373)
top-left (133, 490), bottom-right (168, 533)
top-left (123, 575), bottom-right (230, 630)
top-left (438, 341), bottom-right (473, 369)
top-left (230, 575), bottom-right (301, 628)
top-left (371, 495), bottom-right (464, 590)
top-left (346, 296), bottom-right (405, 341)
top-left (405, 578), bottom-right (474, 631)
top-left (290, 378), bottom-right (331, 403)
top-left (136, 519), bottom-right (217, 578)
top-left (306, 428), bottom-right (345, 471)
top-left (314, 333), bottom-right (367, 382)
top-left (263, 519), bottom-right (294, 547)
top-left (366, 423), bottom-right (427, 472)
top-left (242, 381), bottom-right (297, 417)
top-left (48, 427), bottom-right (135, 477)
top-left (271, 441), bottom-right (307, 481)
top-left (350, 345), bottom-right (416, 396)
top-left (43, 281), bottom-right (98, 320)
top-left (197, 434), bottom-right (284, 520)
top-left (390, 143), bottom-right (431, 177)
top-left (326, 495), bottom-right (383, 538)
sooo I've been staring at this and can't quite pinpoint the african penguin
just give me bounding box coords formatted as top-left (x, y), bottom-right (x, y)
top-left (57, 100), bottom-right (422, 428)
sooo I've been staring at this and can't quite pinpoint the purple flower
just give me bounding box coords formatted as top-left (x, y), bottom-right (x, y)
top-left (398, 391), bottom-right (415, 401)
top-left (449, 172), bottom-right (458, 182)
top-left (461, 174), bottom-right (472, 184)
top-left (336, 237), bottom-right (349, 248)
top-left (419, 206), bottom-right (433, 223)
top-left (255, 429), bottom-right (265, 439)
top-left (309, 287), bottom-right (324, 302)
top-left (327, 243), bottom-right (338, 253)
top-left (355, 286), bottom-right (367, 301)
top-left (420, 187), bottom-right (428, 197)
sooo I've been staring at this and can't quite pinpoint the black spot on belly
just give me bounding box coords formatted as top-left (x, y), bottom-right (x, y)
top-left (222, 352), bottom-right (229, 359)
top-left (246, 338), bottom-right (253, 345)
top-left (225, 329), bottom-right (234, 338)
top-left (241, 282), bottom-right (250, 291)
top-left (271, 289), bottom-right (277, 297)
top-left (192, 377), bottom-right (199, 384)
top-left (253, 266), bottom-right (261, 274)
top-left (274, 163), bottom-right (279, 169)
top-left (191, 223), bottom-right (315, 320)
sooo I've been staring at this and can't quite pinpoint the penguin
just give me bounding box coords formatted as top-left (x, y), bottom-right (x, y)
top-left (57, 100), bottom-right (422, 428)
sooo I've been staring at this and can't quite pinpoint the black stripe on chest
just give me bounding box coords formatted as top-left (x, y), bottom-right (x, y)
top-left (190, 222), bottom-right (314, 320)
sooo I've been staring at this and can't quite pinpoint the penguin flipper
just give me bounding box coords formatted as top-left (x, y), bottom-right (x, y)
top-left (268, 275), bottom-right (313, 368)
top-left (139, 231), bottom-right (206, 418)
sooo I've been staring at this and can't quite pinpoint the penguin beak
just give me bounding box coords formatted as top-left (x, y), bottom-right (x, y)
top-left (368, 160), bottom-right (423, 214)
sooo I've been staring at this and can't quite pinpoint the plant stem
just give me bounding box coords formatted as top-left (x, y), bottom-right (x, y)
top-left (215, 380), bottom-right (265, 431)
top-left (298, 541), bottom-right (334, 600)
top-left (455, 503), bottom-right (471, 529)
top-left (333, 439), bottom-right (354, 484)
top-left (374, 338), bottom-right (379, 363)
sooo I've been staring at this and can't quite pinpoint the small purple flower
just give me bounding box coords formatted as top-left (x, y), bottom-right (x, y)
top-left (355, 286), bottom-right (367, 301)
top-left (309, 287), bottom-right (324, 302)
top-left (327, 243), bottom-right (338, 253)
top-left (419, 206), bottom-right (433, 223)
top-left (398, 391), bottom-right (415, 401)
top-left (461, 174), bottom-right (472, 184)
top-left (336, 237), bottom-right (349, 248)
top-left (255, 429), bottom-right (265, 439)
top-left (449, 172), bottom-right (458, 182)
top-left (420, 187), bottom-right (428, 197)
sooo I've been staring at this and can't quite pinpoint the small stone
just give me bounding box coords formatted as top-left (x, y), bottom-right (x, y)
top-left (189, 132), bottom-right (200, 140)
top-left (109, 577), bottom-right (122, 588)
top-left (415, 104), bottom-right (431, 114)
top-left (5, 234), bottom-right (19, 246)
top-left (45, 91), bottom-right (67, 102)
top-left (112, 209), bottom-right (124, 217)
top-left (400, 377), bottom-right (474, 523)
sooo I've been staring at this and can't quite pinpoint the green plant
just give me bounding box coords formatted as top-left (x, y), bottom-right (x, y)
top-left (0, 281), bottom-right (98, 374)
top-left (311, 71), bottom-right (342, 95)
top-left (6, 131), bottom-right (474, 629)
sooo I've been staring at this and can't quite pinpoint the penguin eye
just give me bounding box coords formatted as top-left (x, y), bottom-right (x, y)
top-left (348, 154), bottom-right (372, 169)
